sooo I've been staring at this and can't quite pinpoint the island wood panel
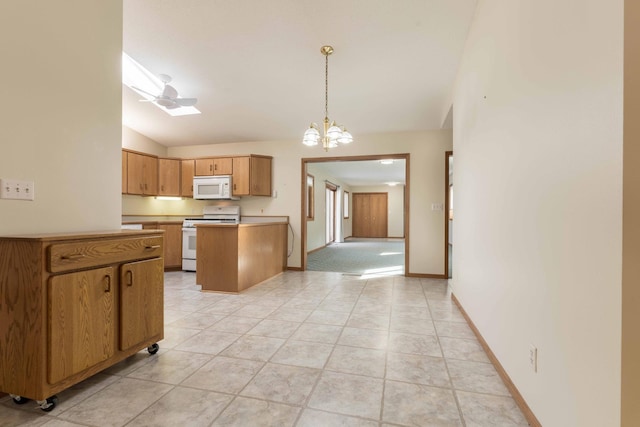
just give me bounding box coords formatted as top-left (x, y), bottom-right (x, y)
top-left (237, 223), bottom-right (287, 291)
top-left (196, 223), bottom-right (287, 293)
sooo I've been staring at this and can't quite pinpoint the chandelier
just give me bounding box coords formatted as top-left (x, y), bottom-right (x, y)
top-left (302, 45), bottom-right (353, 151)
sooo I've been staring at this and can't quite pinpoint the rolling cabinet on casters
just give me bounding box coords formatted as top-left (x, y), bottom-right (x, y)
top-left (0, 230), bottom-right (164, 412)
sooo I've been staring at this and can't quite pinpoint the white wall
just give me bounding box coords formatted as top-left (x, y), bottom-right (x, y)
top-left (452, 0), bottom-right (623, 426)
top-left (0, 1), bottom-right (122, 235)
top-left (168, 130), bottom-right (451, 274)
top-left (350, 185), bottom-right (405, 238)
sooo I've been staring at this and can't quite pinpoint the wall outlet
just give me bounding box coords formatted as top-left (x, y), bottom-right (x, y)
top-left (529, 344), bottom-right (538, 373)
top-left (0, 178), bottom-right (35, 201)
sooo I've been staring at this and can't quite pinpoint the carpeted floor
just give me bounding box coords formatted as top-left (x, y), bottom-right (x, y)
top-left (307, 238), bottom-right (405, 276)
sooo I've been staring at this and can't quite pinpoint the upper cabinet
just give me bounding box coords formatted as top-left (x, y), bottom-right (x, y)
top-left (181, 159), bottom-right (195, 197)
top-left (158, 158), bottom-right (181, 196)
top-left (232, 155), bottom-right (272, 197)
top-left (122, 151), bottom-right (272, 198)
top-left (195, 158), bottom-right (233, 176)
top-left (126, 151), bottom-right (158, 195)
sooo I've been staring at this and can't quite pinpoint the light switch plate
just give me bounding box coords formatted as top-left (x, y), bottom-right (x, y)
top-left (0, 178), bottom-right (35, 201)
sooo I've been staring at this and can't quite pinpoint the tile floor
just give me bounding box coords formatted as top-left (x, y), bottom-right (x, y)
top-left (0, 271), bottom-right (529, 426)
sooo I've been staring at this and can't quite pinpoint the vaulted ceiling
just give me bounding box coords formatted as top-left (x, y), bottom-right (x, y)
top-left (122, 0), bottom-right (477, 148)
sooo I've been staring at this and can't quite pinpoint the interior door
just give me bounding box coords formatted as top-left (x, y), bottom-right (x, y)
top-left (325, 186), bottom-right (336, 244)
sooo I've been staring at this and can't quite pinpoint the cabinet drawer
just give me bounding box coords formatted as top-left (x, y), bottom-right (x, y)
top-left (48, 237), bottom-right (163, 273)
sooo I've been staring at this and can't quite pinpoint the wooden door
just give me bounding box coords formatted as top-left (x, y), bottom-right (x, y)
top-left (232, 157), bottom-right (250, 195)
top-left (142, 155), bottom-right (158, 195)
top-left (158, 158), bottom-right (180, 196)
top-left (122, 151), bottom-right (127, 194)
top-left (126, 152), bottom-right (145, 195)
top-left (181, 160), bottom-right (195, 196)
top-left (213, 158), bottom-right (233, 175)
top-left (157, 223), bottom-right (182, 268)
top-left (48, 267), bottom-right (115, 383)
top-left (250, 156), bottom-right (272, 196)
top-left (119, 258), bottom-right (164, 351)
top-left (352, 193), bottom-right (388, 238)
top-left (195, 158), bottom-right (214, 176)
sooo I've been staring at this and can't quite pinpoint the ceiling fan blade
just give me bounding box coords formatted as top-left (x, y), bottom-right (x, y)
top-left (162, 84), bottom-right (178, 99)
top-left (175, 98), bottom-right (198, 107)
top-left (130, 86), bottom-right (157, 98)
top-left (165, 103), bottom-right (181, 110)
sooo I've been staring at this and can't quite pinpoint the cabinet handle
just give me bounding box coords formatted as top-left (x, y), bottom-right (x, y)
top-left (161, 185), bottom-right (164, 191)
top-left (61, 253), bottom-right (85, 260)
top-left (104, 275), bottom-right (111, 292)
top-left (126, 270), bottom-right (133, 286)
top-left (214, 163), bottom-right (217, 171)
top-left (145, 245), bottom-right (161, 250)
top-left (210, 164), bottom-right (213, 172)
top-left (144, 183), bottom-right (148, 190)
top-left (233, 184), bottom-right (236, 190)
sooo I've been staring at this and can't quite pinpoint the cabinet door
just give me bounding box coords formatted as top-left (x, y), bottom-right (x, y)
top-left (213, 158), bottom-right (233, 175)
top-left (143, 155), bottom-right (158, 195)
top-left (158, 158), bottom-right (180, 196)
top-left (232, 157), bottom-right (250, 196)
top-left (120, 258), bottom-right (164, 351)
top-left (126, 152), bottom-right (145, 195)
top-left (157, 224), bottom-right (182, 268)
top-left (122, 151), bottom-right (128, 194)
top-left (195, 158), bottom-right (214, 176)
top-left (251, 156), bottom-right (272, 196)
top-left (181, 160), bottom-right (195, 197)
top-left (48, 267), bottom-right (115, 384)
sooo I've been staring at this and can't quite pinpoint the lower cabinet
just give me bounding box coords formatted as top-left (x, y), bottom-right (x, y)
top-left (0, 230), bottom-right (164, 406)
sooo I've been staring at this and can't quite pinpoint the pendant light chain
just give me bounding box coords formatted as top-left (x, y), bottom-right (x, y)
top-left (301, 45), bottom-right (353, 149)
top-left (324, 52), bottom-right (329, 120)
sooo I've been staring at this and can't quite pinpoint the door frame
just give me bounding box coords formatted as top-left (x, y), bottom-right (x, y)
top-left (445, 151), bottom-right (453, 278)
top-left (300, 153), bottom-right (410, 273)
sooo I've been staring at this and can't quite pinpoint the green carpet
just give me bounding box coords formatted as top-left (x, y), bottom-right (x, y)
top-left (307, 239), bottom-right (405, 276)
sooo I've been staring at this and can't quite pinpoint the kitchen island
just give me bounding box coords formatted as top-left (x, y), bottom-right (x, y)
top-left (196, 221), bottom-right (288, 293)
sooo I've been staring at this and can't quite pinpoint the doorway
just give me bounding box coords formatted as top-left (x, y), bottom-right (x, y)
top-left (445, 151), bottom-right (453, 278)
top-left (325, 183), bottom-right (337, 244)
top-left (301, 154), bottom-right (410, 273)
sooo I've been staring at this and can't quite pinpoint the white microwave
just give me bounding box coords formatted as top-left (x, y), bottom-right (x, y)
top-left (193, 175), bottom-right (238, 200)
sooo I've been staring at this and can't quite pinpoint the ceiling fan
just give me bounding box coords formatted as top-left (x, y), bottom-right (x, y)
top-left (132, 74), bottom-right (197, 109)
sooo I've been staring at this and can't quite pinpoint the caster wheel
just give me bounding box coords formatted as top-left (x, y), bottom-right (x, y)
top-left (147, 343), bottom-right (159, 355)
top-left (12, 396), bottom-right (30, 405)
top-left (38, 396), bottom-right (57, 412)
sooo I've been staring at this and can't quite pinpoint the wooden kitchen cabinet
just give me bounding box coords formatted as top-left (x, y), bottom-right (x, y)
top-left (181, 159), bottom-right (195, 197)
top-left (158, 158), bottom-right (181, 196)
top-left (0, 230), bottom-right (164, 407)
top-left (122, 151), bottom-right (128, 194)
top-left (126, 150), bottom-right (158, 195)
top-left (195, 157), bottom-right (233, 176)
top-left (157, 222), bottom-right (183, 269)
top-left (232, 155), bottom-right (272, 196)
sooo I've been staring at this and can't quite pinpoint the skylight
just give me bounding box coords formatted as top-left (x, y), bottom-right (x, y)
top-left (122, 52), bottom-right (200, 117)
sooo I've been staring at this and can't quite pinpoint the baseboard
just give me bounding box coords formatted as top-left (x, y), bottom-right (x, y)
top-left (287, 266), bottom-right (303, 271)
top-left (307, 244), bottom-right (328, 255)
top-left (451, 294), bottom-right (542, 427)
top-left (406, 272), bottom-right (448, 279)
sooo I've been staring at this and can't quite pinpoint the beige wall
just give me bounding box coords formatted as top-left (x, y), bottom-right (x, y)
top-left (123, 126), bottom-right (168, 157)
top-left (306, 164), bottom-right (352, 252)
top-left (350, 185), bottom-right (405, 238)
top-left (167, 130), bottom-right (451, 274)
top-left (0, 1), bottom-right (122, 235)
top-left (622, 0), bottom-right (640, 424)
top-left (452, 0), bottom-right (623, 425)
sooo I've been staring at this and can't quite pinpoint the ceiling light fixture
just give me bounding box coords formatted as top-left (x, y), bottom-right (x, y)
top-left (380, 159), bottom-right (394, 165)
top-left (302, 45), bottom-right (353, 151)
